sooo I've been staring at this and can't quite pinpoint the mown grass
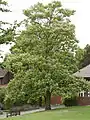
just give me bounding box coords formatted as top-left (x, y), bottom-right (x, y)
top-left (1, 106), bottom-right (90, 120)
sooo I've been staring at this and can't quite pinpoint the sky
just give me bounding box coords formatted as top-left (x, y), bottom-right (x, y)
top-left (0, 0), bottom-right (90, 57)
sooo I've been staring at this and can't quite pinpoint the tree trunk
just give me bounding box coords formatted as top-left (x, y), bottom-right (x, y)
top-left (45, 91), bottom-right (51, 110)
top-left (39, 97), bottom-right (42, 107)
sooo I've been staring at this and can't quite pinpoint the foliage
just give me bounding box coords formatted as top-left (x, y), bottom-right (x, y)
top-left (0, 0), bottom-right (9, 12)
top-left (79, 44), bottom-right (90, 68)
top-left (0, 0), bottom-right (13, 44)
top-left (75, 44), bottom-right (90, 69)
top-left (0, 0), bottom-right (21, 45)
top-left (4, 1), bottom-right (89, 110)
top-left (0, 87), bottom-right (6, 109)
top-left (63, 96), bottom-right (78, 106)
top-left (0, 0), bottom-right (21, 61)
top-left (75, 47), bottom-right (84, 70)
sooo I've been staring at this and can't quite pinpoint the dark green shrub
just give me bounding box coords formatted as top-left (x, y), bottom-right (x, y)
top-left (0, 87), bottom-right (6, 109)
top-left (63, 96), bottom-right (78, 106)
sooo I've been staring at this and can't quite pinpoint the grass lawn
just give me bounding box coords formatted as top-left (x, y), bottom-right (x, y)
top-left (1, 106), bottom-right (90, 120)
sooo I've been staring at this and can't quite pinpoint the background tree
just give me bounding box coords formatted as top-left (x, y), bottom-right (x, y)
top-left (79, 44), bottom-right (90, 68)
top-left (75, 47), bottom-right (84, 70)
top-left (0, 0), bottom-right (14, 44)
top-left (4, 1), bottom-right (89, 110)
top-left (0, 0), bottom-right (20, 62)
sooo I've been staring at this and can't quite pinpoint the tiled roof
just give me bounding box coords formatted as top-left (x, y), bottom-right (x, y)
top-left (73, 64), bottom-right (90, 78)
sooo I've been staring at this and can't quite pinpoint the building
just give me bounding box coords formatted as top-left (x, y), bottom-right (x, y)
top-left (73, 64), bottom-right (90, 105)
top-left (0, 68), bottom-right (13, 109)
top-left (0, 68), bottom-right (13, 86)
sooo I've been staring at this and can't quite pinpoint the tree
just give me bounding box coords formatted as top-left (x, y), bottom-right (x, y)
top-left (75, 47), bottom-right (84, 70)
top-left (4, 1), bottom-right (89, 110)
top-left (0, 0), bottom-right (13, 44)
top-left (0, 0), bottom-right (20, 62)
top-left (79, 44), bottom-right (90, 68)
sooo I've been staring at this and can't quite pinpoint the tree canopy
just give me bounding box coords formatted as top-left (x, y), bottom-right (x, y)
top-left (79, 44), bottom-right (90, 68)
top-left (4, 1), bottom-right (89, 110)
top-left (0, 0), bottom-right (17, 45)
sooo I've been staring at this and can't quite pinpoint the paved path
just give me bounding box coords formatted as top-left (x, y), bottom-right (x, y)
top-left (21, 105), bottom-right (65, 115)
top-left (0, 105), bottom-right (65, 119)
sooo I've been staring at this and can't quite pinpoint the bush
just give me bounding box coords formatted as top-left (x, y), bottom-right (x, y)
top-left (0, 87), bottom-right (6, 109)
top-left (63, 96), bottom-right (78, 107)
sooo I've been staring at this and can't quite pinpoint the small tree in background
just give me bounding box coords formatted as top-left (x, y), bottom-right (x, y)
top-left (79, 44), bottom-right (90, 68)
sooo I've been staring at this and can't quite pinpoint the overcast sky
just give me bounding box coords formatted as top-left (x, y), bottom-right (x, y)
top-left (0, 0), bottom-right (90, 56)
